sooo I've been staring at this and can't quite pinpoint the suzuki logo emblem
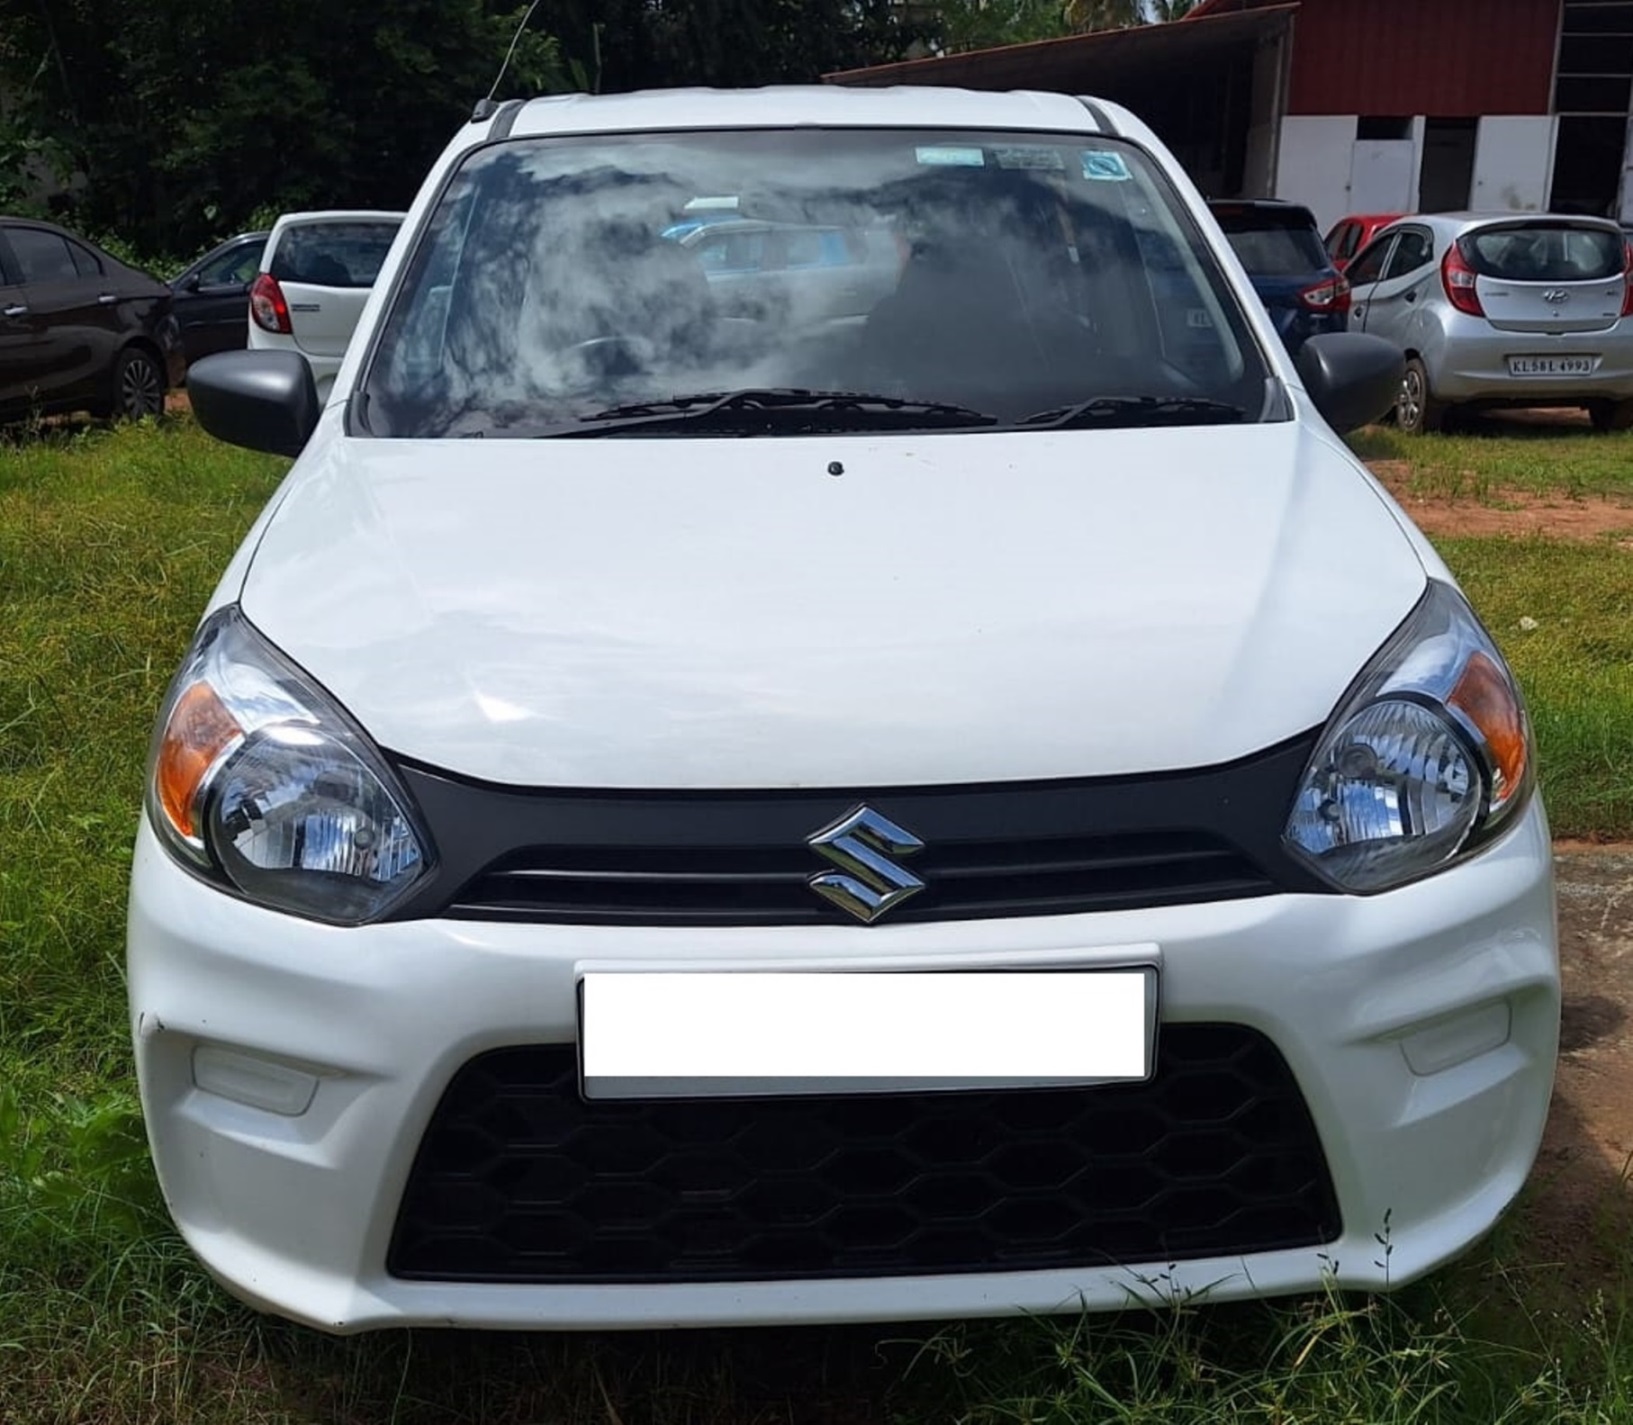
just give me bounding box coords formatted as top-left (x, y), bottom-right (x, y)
top-left (1543, 289), bottom-right (1570, 305)
top-left (807, 805), bottom-right (925, 923)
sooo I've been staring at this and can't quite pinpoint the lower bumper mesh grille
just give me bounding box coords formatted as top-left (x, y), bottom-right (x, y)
top-left (388, 1024), bottom-right (1340, 1284)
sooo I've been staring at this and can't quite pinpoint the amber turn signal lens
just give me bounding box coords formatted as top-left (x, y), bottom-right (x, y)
top-left (1449, 651), bottom-right (1528, 807)
top-left (156, 682), bottom-right (242, 840)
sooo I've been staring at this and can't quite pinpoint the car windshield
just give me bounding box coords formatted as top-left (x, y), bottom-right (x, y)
top-left (360, 129), bottom-right (1271, 438)
top-left (1461, 223), bottom-right (1625, 283)
top-left (1213, 209), bottom-right (1329, 278)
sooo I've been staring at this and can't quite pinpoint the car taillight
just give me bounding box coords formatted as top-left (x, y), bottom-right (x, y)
top-left (1442, 242), bottom-right (1484, 317)
top-left (249, 273), bottom-right (292, 334)
top-left (1299, 274), bottom-right (1351, 314)
top-left (1622, 240), bottom-right (1633, 318)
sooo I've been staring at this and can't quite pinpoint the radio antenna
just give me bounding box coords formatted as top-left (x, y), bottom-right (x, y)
top-left (472, 0), bottom-right (542, 122)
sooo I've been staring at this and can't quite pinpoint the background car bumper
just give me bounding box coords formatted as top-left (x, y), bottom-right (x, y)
top-left (1429, 319), bottom-right (1633, 402)
top-left (127, 799), bottom-right (1558, 1333)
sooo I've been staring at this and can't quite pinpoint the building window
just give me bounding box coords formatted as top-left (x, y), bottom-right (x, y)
top-left (1356, 116), bottom-right (1412, 142)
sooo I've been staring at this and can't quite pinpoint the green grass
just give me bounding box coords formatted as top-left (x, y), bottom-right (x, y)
top-left (1439, 537), bottom-right (1633, 839)
top-left (1349, 419), bottom-right (1633, 503)
top-left (3, 418), bottom-right (1633, 1423)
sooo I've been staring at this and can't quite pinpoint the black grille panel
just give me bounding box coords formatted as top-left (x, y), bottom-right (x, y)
top-left (390, 736), bottom-right (1331, 927)
top-left (388, 1025), bottom-right (1340, 1284)
top-left (453, 830), bottom-right (1272, 924)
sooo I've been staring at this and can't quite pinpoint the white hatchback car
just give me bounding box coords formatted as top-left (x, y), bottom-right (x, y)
top-left (248, 210), bottom-right (406, 401)
top-left (1345, 212), bottom-right (1633, 432)
top-left (137, 87), bottom-right (1557, 1335)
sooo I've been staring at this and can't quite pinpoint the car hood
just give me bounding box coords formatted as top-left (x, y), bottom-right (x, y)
top-left (237, 421), bottom-right (1426, 789)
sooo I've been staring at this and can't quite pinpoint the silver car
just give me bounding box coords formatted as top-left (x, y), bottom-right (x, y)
top-left (1345, 213), bottom-right (1633, 432)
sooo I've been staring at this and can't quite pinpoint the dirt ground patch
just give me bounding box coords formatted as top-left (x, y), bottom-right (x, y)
top-left (1528, 847), bottom-right (1633, 1278)
top-left (1369, 461), bottom-right (1633, 542)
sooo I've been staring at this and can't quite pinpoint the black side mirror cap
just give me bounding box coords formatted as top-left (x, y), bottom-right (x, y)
top-left (178, 273), bottom-right (201, 293)
top-left (1294, 332), bottom-right (1404, 435)
top-left (188, 351), bottom-right (318, 457)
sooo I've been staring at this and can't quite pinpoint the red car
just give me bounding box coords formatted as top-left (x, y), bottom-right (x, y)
top-left (1324, 213), bottom-right (1404, 272)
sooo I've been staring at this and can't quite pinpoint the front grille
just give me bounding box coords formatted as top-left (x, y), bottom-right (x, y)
top-left (388, 1025), bottom-right (1340, 1284)
top-left (453, 830), bottom-right (1271, 924)
top-left (390, 735), bottom-right (1330, 926)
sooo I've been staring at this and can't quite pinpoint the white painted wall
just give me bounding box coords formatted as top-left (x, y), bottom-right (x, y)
top-left (1349, 139), bottom-right (1417, 214)
top-left (1470, 116), bottom-right (1557, 212)
top-left (1275, 116), bottom-right (1356, 231)
top-left (1276, 113), bottom-right (1562, 227)
top-left (1622, 115), bottom-right (1633, 223)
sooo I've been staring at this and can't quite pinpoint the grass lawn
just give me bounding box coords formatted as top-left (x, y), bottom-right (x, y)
top-left (1349, 418), bottom-right (1633, 503)
top-left (1, 418), bottom-right (1631, 1423)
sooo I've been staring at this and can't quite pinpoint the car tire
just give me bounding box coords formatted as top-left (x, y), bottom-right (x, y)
top-left (107, 347), bottom-right (166, 422)
top-left (1396, 358), bottom-right (1445, 435)
top-left (1588, 399), bottom-right (1633, 433)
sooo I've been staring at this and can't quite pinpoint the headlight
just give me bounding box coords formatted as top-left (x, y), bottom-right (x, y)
top-left (1284, 580), bottom-right (1533, 893)
top-left (146, 606), bottom-right (432, 924)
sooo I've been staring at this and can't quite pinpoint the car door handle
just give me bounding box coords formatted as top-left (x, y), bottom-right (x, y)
top-left (2, 304), bottom-right (26, 318)
top-left (97, 293), bottom-right (120, 305)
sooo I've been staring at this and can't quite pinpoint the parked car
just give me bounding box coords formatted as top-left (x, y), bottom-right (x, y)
top-left (248, 210), bottom-right (405, 399)
top-left (139, 87), bottom-right (1553, 1336)
top-left (672, 218), bottom-right (902, 323)
top-left (1325, 213), bottom-right (1404, 273)
top-left (169, 231), bottom-right (268, 365)
top-left (0, 216), bottom-right (184, 423)
top-left (1346, 213), bottom-right (1633, 432)
top-left (1208, 199), bottom-right (1350, 353)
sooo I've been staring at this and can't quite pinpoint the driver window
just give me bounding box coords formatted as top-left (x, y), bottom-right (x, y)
top-left (1382, 229), bottom-right (1433, 281)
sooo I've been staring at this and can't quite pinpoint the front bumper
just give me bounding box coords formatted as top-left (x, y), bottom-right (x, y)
top-left (128, 801), bottom-right (1558, 1333)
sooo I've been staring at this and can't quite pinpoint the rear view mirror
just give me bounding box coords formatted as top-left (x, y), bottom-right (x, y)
top-left (188, 351), bottom-right (319, 457)
top-left (1295, 333), bottom-right (1404, 435)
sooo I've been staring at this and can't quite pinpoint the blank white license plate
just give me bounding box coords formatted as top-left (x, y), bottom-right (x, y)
top-left (1508, 355), bottom-right (1595, 376)
top-left (579, 969), bottom-right (1156, 1099)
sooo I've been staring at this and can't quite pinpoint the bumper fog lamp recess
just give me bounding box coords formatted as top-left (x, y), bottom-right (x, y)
top-left (191, 1045), bottom-right (319, 1117)
top-left (1398, 1002), bottom-right (1512, 1078)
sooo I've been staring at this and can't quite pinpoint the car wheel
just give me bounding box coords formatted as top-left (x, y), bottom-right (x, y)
top-left (1395, 358), bottom-right (1444, 435)
top-left (1588, 398), bottom-right (1633, 433)
top-left (111, 347), bottom-right (165, 422)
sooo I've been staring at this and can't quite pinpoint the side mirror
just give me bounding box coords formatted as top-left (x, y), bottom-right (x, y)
top-left (178, 273), bottom-right (201, 293)
top-left (1294, 332), bottom-right (1404, 435)
top-left (188, 350), bottom-right (318, 457)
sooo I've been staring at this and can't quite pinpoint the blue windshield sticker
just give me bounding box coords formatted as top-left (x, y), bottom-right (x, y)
top-left (993, 145), bottom-right (1066, 171)
top-left (1081, 150), bottom-right (1132, 182)
top-left (916, 146), bottom-right (986, 167)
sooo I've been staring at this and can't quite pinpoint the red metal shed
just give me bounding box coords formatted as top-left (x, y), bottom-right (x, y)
top-left (1191, 0), bottom-right (1560, 116)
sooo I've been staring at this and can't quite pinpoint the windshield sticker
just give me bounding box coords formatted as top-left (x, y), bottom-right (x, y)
top-left (916, 146), bottom-right (986, 167)
top-left (993, 145), bottom-right (1066, 171)
top-left (1081, 150), bottom-right (1132, 182)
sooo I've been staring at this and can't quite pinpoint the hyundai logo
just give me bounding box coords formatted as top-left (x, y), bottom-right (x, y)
top-left (807, 805), bottom-right (925, 922)
top-left (1543, 289), bottom-right (1570, 305)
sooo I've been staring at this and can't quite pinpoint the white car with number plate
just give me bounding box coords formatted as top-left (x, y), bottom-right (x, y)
top-left (1345, 212), bottom-right (1633, 432)
top-left (248, 210), bottom-right (406, 402)
top-left (132, 86), bottom-right (1558, 1335)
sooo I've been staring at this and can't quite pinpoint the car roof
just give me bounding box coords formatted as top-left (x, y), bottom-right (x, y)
top-left (502, 85), bottom-right (1107, 140)
top-left (1409, 211), bottom-right (1624, 234)
top-left (269, 210), bottom-right (406, 230)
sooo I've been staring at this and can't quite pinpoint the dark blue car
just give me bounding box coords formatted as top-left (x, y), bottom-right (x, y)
top-left (1208, 200), bottom-right (1349, 355)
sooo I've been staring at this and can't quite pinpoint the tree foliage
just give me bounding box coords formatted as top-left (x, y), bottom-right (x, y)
top-left (0, 0), bottom-right (920, 264)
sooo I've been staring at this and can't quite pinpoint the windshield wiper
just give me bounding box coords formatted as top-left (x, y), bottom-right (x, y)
top-left (544, 388), bottom-right (998, 437)
top-left (1018, 396), bottom-right (1248, 430)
